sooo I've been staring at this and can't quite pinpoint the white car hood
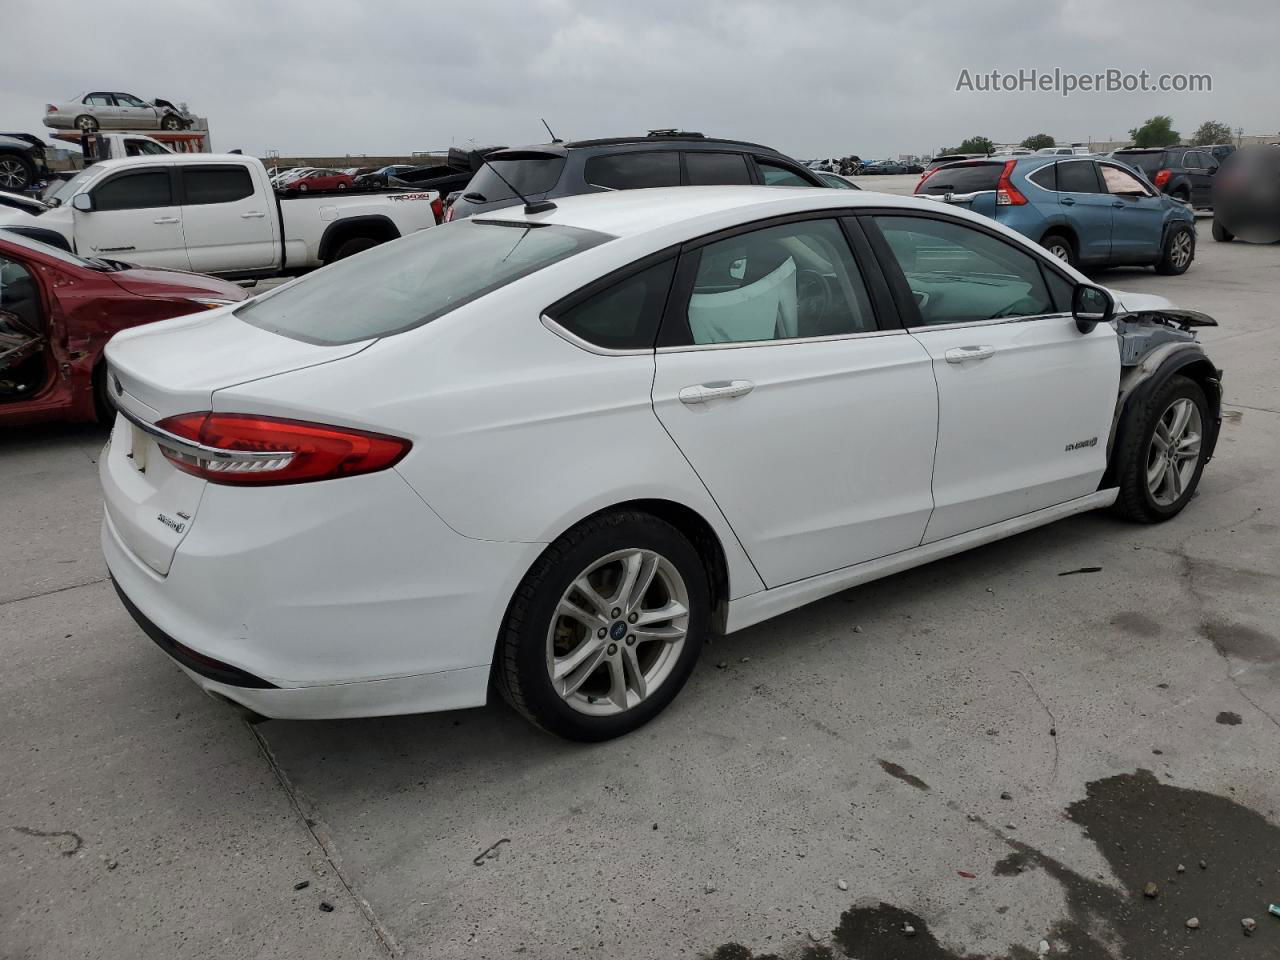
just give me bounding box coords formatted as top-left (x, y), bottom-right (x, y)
top-left (1108, 289), bottom-right (1176, 314)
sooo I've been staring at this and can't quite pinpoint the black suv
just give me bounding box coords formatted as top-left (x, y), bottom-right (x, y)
top-left (0, 133), bottom-right (49, 193)
top-left (447, 131), bottom-right (826, 220)
top-left (1111, 147), bottom-right (1219, 208)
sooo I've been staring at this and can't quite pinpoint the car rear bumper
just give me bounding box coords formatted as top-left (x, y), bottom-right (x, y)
top-left (101, 469), bottom-right (544, 719)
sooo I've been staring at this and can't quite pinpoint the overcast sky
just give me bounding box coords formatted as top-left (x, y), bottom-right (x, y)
top-left (3, 0), bottom-right (1273, 160)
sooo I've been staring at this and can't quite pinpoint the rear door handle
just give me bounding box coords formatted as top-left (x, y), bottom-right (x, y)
top-left (945, 345), bottom-right (996, 363)
top-left (678, 380), bottom-right (755, 405)
top-left (1112, 201), bottom-right (1125, 208)
top-left (240, 211), bottom-right (266, 219)
top-left (152, 216), bottom-right (180, 224)
top-left (1059, 197), bottom-right (1075, 206)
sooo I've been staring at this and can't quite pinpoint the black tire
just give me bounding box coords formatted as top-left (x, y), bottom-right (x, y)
top-left (1040, 231), bottom-right (1076, 267)
top-left (1211, 219), bottom-right (1234, 243)
top-left (75, 114), bottom-right (99, 133)
top-left (1112, 375), bottom-right (1210, 523)
top-left (161, 114), bottom-right (183, 131)
top-left (0, 153), bottom-right (35, 191)
top-left (1154, 224), bottom-right (1195, 275)
top-left (1172, 188), bottom-right (1191, 205)
top-left (495, 510), bottom-right (710, 741)
top-left (330, 235), bottom-right (380, 261)
top-left (337, 182), bottom-right (347, 191)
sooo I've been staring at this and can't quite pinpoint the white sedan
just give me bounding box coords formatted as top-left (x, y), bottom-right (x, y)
top-left (99, 187), bottom-right (1222, 741)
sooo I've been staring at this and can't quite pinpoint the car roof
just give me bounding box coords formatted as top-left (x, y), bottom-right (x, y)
top-left (82, 153), bottom-right (256, 173)
top-left (489, 137), bottom-right (789, 159)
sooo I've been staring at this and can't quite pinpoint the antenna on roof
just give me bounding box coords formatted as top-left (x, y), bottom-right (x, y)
top-left (481, 157), bottom-right (557, 215)
top-left (541, 118), bottom-right (561, 143)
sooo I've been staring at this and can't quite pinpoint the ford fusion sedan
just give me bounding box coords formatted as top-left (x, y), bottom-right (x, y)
top-left (100, 187), bottom-right (1222, 741)
top-left (916, 155), bottom-right (1196, 274)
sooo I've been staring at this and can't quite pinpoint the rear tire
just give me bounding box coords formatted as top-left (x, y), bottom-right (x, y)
top-left (1112, 375), bottom-right (1209, 523)
top-left (1211, 219), bottom-right (1234, 243)
top-left (0, 154), bottom-right (35, 191)
top-left (331, 235), bottom-right (380, 261)
top-left (1040, 232), bottom-right (1076, 267)
top-left (75, 114), bottom-right (99, 133)
top-left (1154, 224), bottom-right (1194, 275)
top-left (495, 511), bottom-right (709, 741)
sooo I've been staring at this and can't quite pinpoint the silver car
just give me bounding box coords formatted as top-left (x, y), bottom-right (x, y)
top-left (43, 92), bottom-right (191, 133)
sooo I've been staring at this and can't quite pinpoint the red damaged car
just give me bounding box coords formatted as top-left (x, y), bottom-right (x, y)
top-left (0, 230), bottom-right (247, 427)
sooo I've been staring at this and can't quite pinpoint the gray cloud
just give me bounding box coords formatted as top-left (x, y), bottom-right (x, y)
top-left (2, 0), bottom-right (1273, 160)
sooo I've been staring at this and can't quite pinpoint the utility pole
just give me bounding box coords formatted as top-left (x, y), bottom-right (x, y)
top-left (1236, 126), bottom-right (1244, 147)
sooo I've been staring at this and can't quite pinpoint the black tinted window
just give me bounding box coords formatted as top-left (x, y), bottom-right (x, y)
top-left (917, 163), bottom-right (1002, 195)
top-left (1027, 164), bottom-right (1057, 191)
top-left (684, 152), bottom-right (751, 186)
top-left (1056, 161), bottom-right (1101, 194)
top-left (93, 170), bottom-right (172, 211)
top-left (1042, 266), bottom-right (1075, 312)
top-left (183, 166), bottom-right (254, 205)
top-left (552, 259), bottom-right (675, 350)
top-left (757, 160), bottom-right (812, 186)
top-left (584, 152), bottom-right (680, 190)
top-left (466, 155), bottom-right (565, 201)
top-left (1115, 152), bottom-right (1164, 175)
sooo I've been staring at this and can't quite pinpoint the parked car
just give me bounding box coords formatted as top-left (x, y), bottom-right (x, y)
top-left (0, 230), bottom-right (246, 426)
top-left (386, 163), bottom-right (474, 198)
top-left (815, 172), bottom-right (862, 190)
top-left (0, 154), bottom-right (438, 278)
top-left (43, 93), bottom-right (192, 133)
top-left (1035, 146), bottom-right (1091, 156)
top-left (1204, 144), bottom-right (1236, 162)
top-left (1111, 147), bottom-right (1219, 208)
top-left (0, 135), bottom-right (49, 191)
top-left (447, 131), bottom-right (826, 220)
top-left (285, 169), bottom-right (356, 193)
top-left (922, 153), bottom-right (985, 175)
top-left (354, 164), bottom-right (418, 189)
top-left (100, 187), bottom-right (1221, 740)
top-left (916, 155), bottom-right (1196, 274)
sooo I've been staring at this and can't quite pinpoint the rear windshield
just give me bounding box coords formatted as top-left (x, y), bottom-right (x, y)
top-left (1114, 152), bottom-right (1164, 174)
top-left (919, 162), bottom-right (1002, 194)
top-left (236, 219), bottom-right (611, 345)
top-left (465, 154), bottom-right (566, 201)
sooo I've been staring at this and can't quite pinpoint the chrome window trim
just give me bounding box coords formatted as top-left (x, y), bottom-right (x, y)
top-left (539, 313), bottom-right (651, 357)
top-left (906, 311), bottom-right (1072, 334)
top-left (655, 327), bottom-right (907, 354)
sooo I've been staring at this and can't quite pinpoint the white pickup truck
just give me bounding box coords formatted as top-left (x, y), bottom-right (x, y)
top-left (0, 153), bottom-right (438, 278)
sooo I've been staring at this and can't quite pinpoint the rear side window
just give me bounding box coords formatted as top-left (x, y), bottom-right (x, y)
top-left (1056, 161), bottom-right (1101, 194)
top-left (584, 152), bottom-right (680, 190)
top-left (684, 152), bottom-right (752, 186)
top-left (549, 259), bottom-right (675, 350)
top-left (183, 166), bottom-right (254, 205)
top-left (757, 160), bottom-right (812, 186)
top-left (917, 163), bottom-right (1002, 195)
top-left (1026, 164), bottom-right (1057, 191)
top-left (466, 154), bottom-right (566, 201)
top-left (237, 219), bottom-right (611, 345)
top-left (93, 170), bottom-right (172, 211)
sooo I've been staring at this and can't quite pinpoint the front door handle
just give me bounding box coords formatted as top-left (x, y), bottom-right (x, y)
top-left (1060, 197), bottom-right (1075, 206)
top-left (240, 211), bottom-right (266, 219)
top-left (678, 380), bottom-right (755, 405)
top-left (1112, 200), bottom-right (1125, 208)
top-left (153, 216), bottom-right (180, 224)
top-left (945, 345), bottom-right (996, 364)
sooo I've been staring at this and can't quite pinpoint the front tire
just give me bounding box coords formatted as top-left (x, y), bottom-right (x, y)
top-left (1155, 224), bottom-right (1194, 275)
top-left (1211, 219), bottom-right (1234, 243)
top-left (1113, 375), bottom-right (1209, 523)
top-left (161, 114), bottom-right (183, 131)
top-left (0, 154), bottom-right (34, 191)
top-left (1040, 232), bottom-right (1076, 267)
top-left (495, 511), bottom-right (710, 741)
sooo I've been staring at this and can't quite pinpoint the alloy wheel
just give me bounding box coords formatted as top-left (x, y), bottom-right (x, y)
top-left (546, 548), bottom-right (690, 716)
top-left (1146, 398), bottom-right (1202, 506)
top-left (77, 115), bottom-right (98, 132)
top-left (1046, 241), bottom-right (1070, 262)
top-left (1170, 230), bottom-right (1193, 270)
top-left (0, 159), bottom-right (28, 189)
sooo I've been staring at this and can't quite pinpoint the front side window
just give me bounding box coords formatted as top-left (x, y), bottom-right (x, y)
top-left (757, 160), bottom-right (812, 186)
top-left (0, 255), bottom-right (42, 334)
top-left (584, 152), bottom-right (680, 190)
top-left (549, 259), bottom-right (675, 350)
top-left (1100, 164), bottom-right (1150, 197)
top-left (684, 151), bottom-right (752, 186)
top-left (679, 219), bottom-right (875, 345)
top-left (183, 166), bottom-right (255, 205)
top-left (237, 219), bottom-right (611, 345)
top-left (116, 94), bottom-right (148, 108)
top-left (873, 215), bottom-right (1055, 326)
top-left (92, 170), bottom-right (173, 211)
top-left (1056, 161), bottom-right (1101, 194)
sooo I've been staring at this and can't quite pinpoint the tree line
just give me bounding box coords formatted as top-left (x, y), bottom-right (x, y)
top-left (941, 120), bottom-right (1239, 156)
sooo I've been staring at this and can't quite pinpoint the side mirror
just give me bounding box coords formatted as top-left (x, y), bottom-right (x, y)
top-left (71, 193), bottom-right (94, 212)
top-left (1072, 283), bottom-right (1114, 333)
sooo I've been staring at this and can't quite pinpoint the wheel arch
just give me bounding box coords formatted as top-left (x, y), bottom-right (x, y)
top-left (317, 215), bottom-right (400, 263)
top-left (1040, 223), bottom-right (1078, 255)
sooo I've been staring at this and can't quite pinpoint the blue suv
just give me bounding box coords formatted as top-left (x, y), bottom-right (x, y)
top-left (914, 155), bottom-right (1195, 274)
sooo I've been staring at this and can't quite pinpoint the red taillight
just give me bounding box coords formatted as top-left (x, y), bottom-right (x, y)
top-left (995, 159), bottom-right (1027, 206)
top-left (154, 413), bottom-right (410, 486)
top-left (914, 168), bottom-right (937, 193)
top-left (46, 104), bottom-right (58, 113)
top-left (431, 197), bottom-right (443, 223)
top-left (1153, 169), bottom-right (1172, 188)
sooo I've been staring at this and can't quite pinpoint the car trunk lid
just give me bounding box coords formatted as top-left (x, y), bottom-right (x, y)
top-left (101, 308), bottom-right (371, 575)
